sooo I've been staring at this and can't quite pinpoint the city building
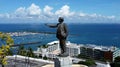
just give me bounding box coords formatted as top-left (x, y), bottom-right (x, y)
top-left (66, 42), bottom-right (81, 56)
top-left (34, 41), bottom-right (117, 62)
top-left (113, 48), bottom-right (120, 61)
top-left (80, 44), bottom-right (116, 61)
top-left (34, 41), bottom-right (81, 58)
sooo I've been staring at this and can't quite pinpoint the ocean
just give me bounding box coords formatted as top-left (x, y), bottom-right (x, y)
top-left (0, 23), bottom-right (120, 50)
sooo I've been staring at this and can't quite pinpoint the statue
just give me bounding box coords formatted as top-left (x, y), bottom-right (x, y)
top-left (45, 17), bottom-right (68, 56)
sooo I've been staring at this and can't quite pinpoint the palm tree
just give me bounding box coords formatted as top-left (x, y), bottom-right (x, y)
top-left (27, 47), bottom-right (34, 57)
top-left (17, 45), bottom-right (26, 56)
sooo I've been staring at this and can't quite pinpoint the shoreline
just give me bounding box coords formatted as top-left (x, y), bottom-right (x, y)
top-left (5, 32), bottom-right (117, 48)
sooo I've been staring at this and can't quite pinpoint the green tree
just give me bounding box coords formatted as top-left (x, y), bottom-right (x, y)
top-left (114, 56), bottom-right (120, 62)
top-left (0, 32), bottom-right (14, 67)
top-left (42, 45), bottom-right (48, 48)
top-left (27, 47), bottom-right (34, 57)
top-left (110, 56), bottom-right (120, 67)
top-left (43, 56), bottom-right (47, 60)
top-left (78, 59), bottom-right (96, 66)
top-left (77, 54), bottom-right (88, 59)
top-left (17, 45), bottom-right (26, 56)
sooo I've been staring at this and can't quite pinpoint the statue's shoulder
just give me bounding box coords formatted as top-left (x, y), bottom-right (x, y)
top-left (62, 23), bottom-right (66, 25)
top-left (63, 23), bottom-right (67, 27)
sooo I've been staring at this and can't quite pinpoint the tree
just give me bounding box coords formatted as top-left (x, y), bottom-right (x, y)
top-left (78, 59), bottom-right (96, 66)
top-left (27, 47), bottom-right (34, 57)
top-left (114, 56), bottom-right (120, 62)
top-left (43, 55), bottom-right (47, 60)
top-left (110, 56), bottom-right (120, 67)
top-left (17, 45), bottom-right (26, 56)
top-left (42, 44), bottom-right (48, 48)
top-left (0, 32), bottom-right (14, 67)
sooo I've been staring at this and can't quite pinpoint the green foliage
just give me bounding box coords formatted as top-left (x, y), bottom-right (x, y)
top-left (77, 54), bottom-right (89, 59)
top-left (110, 56), bottom-right (120, 67)
top-left (114, 56), bottom-right (120, 62)
top-left (0, 32), bottom-right (14, 66)
top-left (7, 49), bottom-right (13, 55)
top-left (18, 45), bottom-right (35, 58)
top-left (17, 45), bottom-right (26, 56)
top-left (78, 59), bottom-right (96, 66)
top-left (38, 44), bottom-right (48, 48)
top-left (42, 45), bottom-right (48, 48)
top-left (27, 47), bottom-right (35, 57)
top-left (43, 56), bottom-right (47, 60)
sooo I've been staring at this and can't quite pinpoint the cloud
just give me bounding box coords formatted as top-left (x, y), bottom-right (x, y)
top-left (43, 5), bottom-right (54, 17)
top-left (55, 5), bottom-right (74, 17)
top-left (13, 3), bottom-right (41, 19)
top-left (0, 3), bottom-right (119, 23)
top-left (0, 13), bottom-right (10, 19)
top-left (14, 7), bottom-right (27, 18)
top-left (27, 3), bottom-right (41, 16)
top-left (79, 13), bottom-right (86, 17)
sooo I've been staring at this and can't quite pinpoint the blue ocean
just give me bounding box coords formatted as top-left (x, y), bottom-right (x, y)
top-left (0, 23), bottom-right (120, 50)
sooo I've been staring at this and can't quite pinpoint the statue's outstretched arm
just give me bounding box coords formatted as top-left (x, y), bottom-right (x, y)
top-left (45, 23), bottom-right (58, 28)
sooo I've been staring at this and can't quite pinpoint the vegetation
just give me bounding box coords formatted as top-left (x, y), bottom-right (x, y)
top-left (38, 44), bottom-right (48, 48)
top-left (110, 56), bottom-right (120, 67)
top-left (78, 59), bottom-right (96, 66)
top-left (27, 47), bottom-right (35, 57)
top-left (43, 56), bottom-right (47, 60)
top-left (17, 45), bottom-right (26, 56)
top-left (77, 54), bottom-right (108, 62)
top-left (0, 32), bottom-right (14, 67)
top-left (77, 54), bottom-right (88, 59)
top-left (114, 56), bottom-right (120, 62)
top-left (17, 45), bottom-right (35, 58)
top-left (42, 45), bottom-right (48, 48)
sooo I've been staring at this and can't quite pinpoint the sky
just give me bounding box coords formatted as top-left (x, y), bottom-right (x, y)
top-left (0, 0), bottom-right (120, 24)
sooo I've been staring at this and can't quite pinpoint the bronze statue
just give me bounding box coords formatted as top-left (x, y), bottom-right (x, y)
top-left (45, 17), bottom-right (68, 56)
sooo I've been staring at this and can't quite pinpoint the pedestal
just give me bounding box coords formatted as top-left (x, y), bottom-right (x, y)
top-left (54, 56), bottom-right (72, 67)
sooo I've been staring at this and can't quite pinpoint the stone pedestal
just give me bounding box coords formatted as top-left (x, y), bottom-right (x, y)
top-left (54, 56), bottom-right (72, 67)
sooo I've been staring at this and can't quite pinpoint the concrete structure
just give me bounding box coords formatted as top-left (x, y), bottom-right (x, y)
top-left (34, 41), bottom-right (60, 58)
top-left (80, 44), bottom-right (116, 61)
top-left (34, 41), bottom-right (117, 61)
top-left (5, 55), bottom-right (53, 67)
top-left (113, 48), bottom-right (120, 61)
top-left (54, 56), bottom-right (72, 67)
top-left (34, 41), bottom-right (81, 58)
top-left (42, 64), bottom-right (88, 67)
top-left (66, 42), bottom-right (81, 56)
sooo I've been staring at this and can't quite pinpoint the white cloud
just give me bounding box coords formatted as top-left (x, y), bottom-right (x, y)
top-left (79, 13), bottom-right (86, 17)
top-left (55, 5), bottom-right (74, 17)
top-left (0, 13), bottom-right (10, 18)
top-left (27, 3), bottom-right (41, 16)
top-left (0, 3), bottom-right (119, 23)
top-left (43, 5), bottom-right (54, 17)
top-left (14, 7), bottom-right (27, 17)
top-left (13, 3), bottom-right (41, 19)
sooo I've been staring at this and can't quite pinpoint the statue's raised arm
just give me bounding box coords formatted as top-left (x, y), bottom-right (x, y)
top-left (45, 23), bottom-right (58, 28)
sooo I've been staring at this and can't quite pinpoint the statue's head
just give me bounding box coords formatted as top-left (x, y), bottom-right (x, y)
top-left (58, 17), bottom-right (64, 23)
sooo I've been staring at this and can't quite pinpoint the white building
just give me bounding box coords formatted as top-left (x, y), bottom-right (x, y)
top-left (46, 41), bottom-right (60, 52)
top-left (66, 41), bottom-right (81, 56)
top-left (113, 48), bottom-right (120, 61)
top-left (34, 41), bottom-right (81, 58)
